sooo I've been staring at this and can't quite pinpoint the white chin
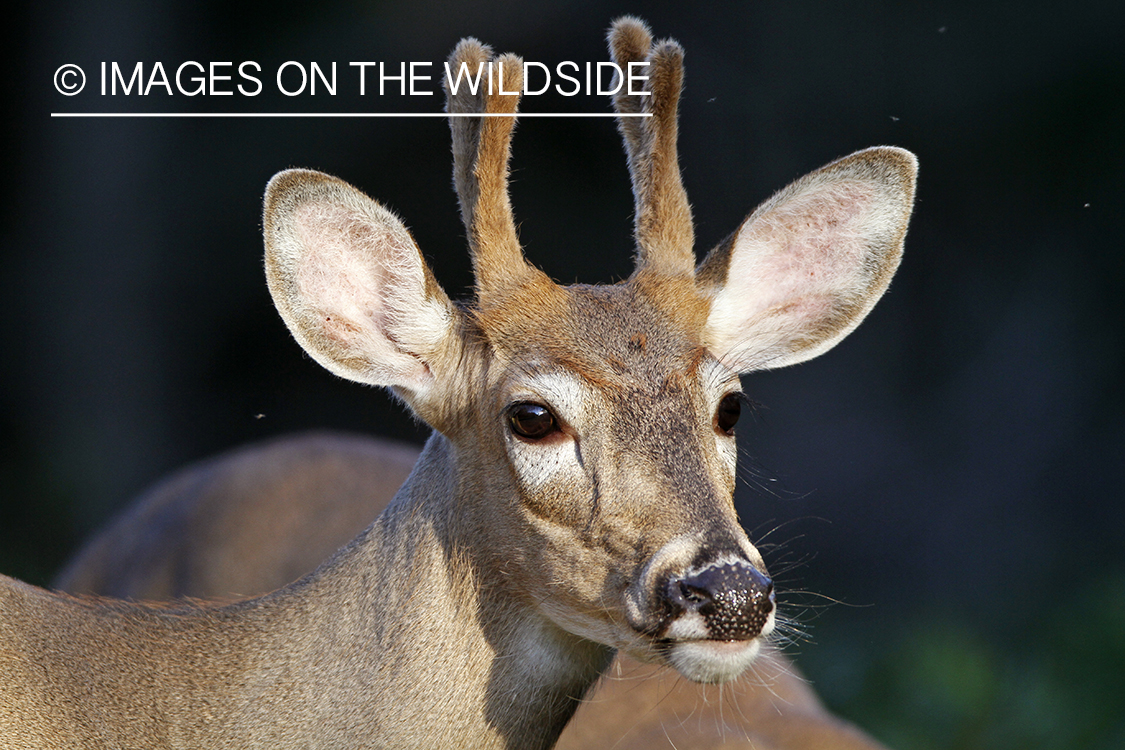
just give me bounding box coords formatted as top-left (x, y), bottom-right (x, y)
top-left (667, 639), bottom-right (763, 684)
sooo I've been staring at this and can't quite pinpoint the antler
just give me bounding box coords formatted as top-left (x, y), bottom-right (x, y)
top-left (445, 40), bottom-right (544, 306)
top-left (608, 16), bottom-right (696, 279)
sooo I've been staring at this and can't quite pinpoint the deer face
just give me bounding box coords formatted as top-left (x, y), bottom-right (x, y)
top-left (434, 278), bottom-right (769, 683)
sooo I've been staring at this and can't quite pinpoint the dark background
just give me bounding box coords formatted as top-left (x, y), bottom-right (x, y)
top-left (4, 2), bottom-right (1123, 748)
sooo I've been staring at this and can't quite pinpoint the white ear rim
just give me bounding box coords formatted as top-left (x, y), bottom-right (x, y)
top-left (704, 147), bottom-right (917, 373)
top-left (263, 169), bottom-right (455, 394)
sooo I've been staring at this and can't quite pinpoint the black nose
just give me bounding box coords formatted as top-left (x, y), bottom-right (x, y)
top-left (664, 560), bottom-right (774, 639)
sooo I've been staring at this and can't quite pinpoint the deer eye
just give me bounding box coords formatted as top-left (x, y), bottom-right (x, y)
top-left (508, 403), bottom-right (559, 440)
top-left (715, 393), bottom-right (743, 435)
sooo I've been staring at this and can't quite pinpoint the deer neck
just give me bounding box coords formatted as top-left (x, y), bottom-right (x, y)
top-left (276, 431), bottom-right (614, 749)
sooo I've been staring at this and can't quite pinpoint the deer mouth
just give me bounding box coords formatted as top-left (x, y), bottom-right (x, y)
top-left (660, 637), bottom-right (767, 684)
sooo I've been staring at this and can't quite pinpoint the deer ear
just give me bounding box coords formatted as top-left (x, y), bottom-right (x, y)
top-left (263, 169), bottom-right (458, 398)
top-left (698, 147), bottom-right (917, 373)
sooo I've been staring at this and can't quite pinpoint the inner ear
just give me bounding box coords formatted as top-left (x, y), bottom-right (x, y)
top-left (700, 147), bottom-right (916, 373)
top-left (294, 201), bottom-right (427, 372)
top-left (264, 169), bottom-right (457, 395)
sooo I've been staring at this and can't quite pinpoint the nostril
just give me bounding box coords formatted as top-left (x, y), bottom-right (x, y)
top-left (678, 581), bottom-right (712, 607)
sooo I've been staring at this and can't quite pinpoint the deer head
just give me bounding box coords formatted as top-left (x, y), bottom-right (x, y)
top-left (261, 17), bottom-right (916, 685)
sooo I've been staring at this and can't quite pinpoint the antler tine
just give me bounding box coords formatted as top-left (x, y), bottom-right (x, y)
top-left (446, 38), bottom-right (489, 234)
top-left (444, 41), bottom-right (540, 304)
top-left (608, 16), bottom-right (696, 279)
top-left (608, 17), bottom-right (650, 171)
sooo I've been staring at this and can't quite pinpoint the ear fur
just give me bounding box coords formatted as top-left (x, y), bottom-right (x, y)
top-left (263, 169), bottom-right (457, 398)
top-left (698, 146), bottom-right (917, 372)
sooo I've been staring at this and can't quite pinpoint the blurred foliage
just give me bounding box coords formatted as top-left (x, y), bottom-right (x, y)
top-left (804, 571), bottom-right (1125, 750)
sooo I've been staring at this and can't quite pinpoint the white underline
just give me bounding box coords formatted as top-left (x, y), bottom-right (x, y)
top-left (49, 112), bottom-right (651, 118)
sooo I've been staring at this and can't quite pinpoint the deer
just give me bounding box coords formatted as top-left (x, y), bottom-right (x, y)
top-left (1, 17), bottom-right (915, 749)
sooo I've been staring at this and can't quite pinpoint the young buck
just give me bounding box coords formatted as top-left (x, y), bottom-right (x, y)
top-left (1, 18), bottom-right (915, 749)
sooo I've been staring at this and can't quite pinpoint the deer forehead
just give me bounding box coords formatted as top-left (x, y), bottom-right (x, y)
top-left (490, 286), bottom-right (741, 508)
top-left (481, 280), bottom-right (724, 397)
